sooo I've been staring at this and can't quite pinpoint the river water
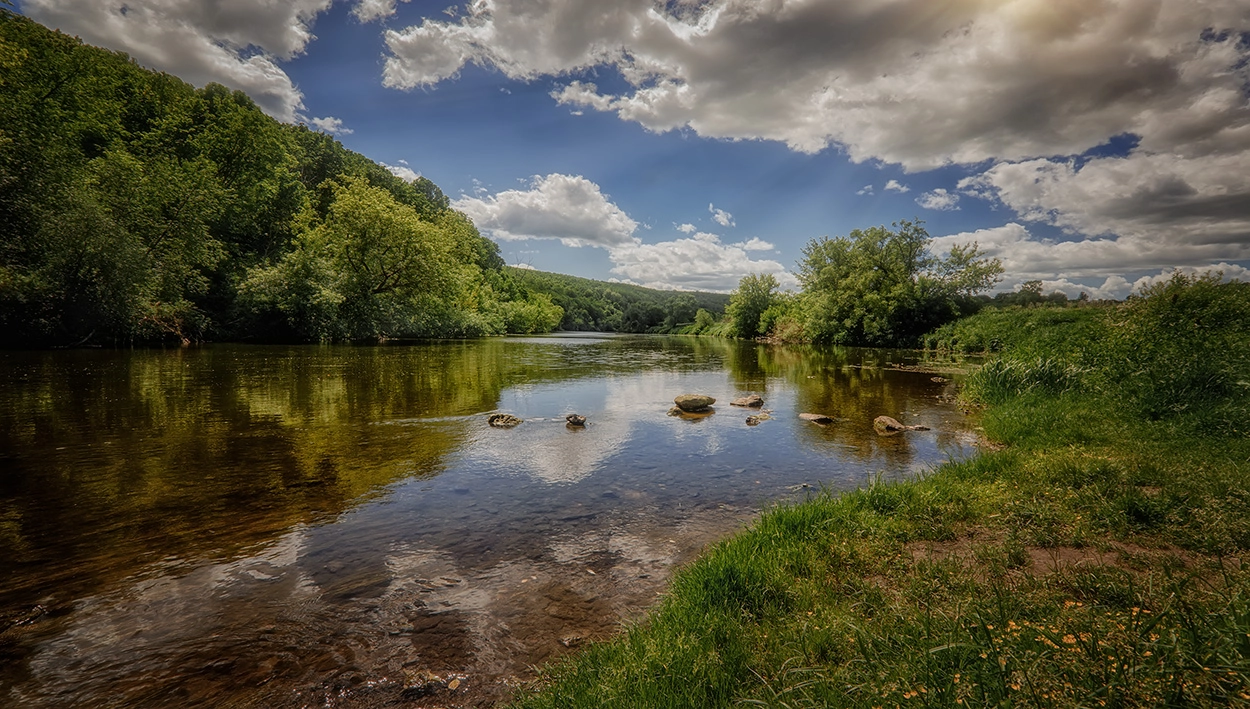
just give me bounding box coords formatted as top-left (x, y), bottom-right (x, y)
top-left (0, 334), bottom-right (978, 707)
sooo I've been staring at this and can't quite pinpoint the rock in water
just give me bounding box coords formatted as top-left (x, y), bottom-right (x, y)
top-left (488, 413), bottom-right (523, 428)
top-left (873, 415), bottom-right (930, 433)
top-left (565, 413), bottom-right (587, 427)
top-left (799, 413), bottom-right (834, 424)
top-left (730, 394), bottom-right (765, 408)
top-left (673, 394), bottom-right (716, 412)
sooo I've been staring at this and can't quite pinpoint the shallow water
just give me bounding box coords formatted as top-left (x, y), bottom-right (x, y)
top-left (0, 334), bottom-right (977, 707)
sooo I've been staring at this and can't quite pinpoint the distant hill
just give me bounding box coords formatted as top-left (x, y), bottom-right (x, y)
top-left (506, 267), bottom-right (730, 333)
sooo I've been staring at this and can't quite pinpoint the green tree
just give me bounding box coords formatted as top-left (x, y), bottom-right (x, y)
top-left (797, 220), bottom-right (1001, 347)
top-left (727, 273), bottom-right (780, 339)
top-left (239, 178), bottom-right (461, 341)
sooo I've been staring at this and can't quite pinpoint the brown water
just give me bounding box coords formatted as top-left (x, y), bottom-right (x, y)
top-left (0, 334), bottom-right (978, 707)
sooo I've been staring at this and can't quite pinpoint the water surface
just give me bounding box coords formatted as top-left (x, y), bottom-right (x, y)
top-left (0, 335), bottom-right (977, 707)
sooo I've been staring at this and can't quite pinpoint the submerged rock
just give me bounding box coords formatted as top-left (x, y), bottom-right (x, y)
top-left (669, 405), bottom-right (714, 419)
top-left (565, 413), bottom-right (587, 427)
top-left (488, 413), bottom-right (523, 428)
top-left (798, 413), bottom-right (834, 424)
top-left (873, 415), bottom-right (930, 433)
top-left (730, 394), bottom-right (764, 408)
top-left (745, 413), bottom-right (772, 426)
top-left (673, 394), bottom-right (716, 412)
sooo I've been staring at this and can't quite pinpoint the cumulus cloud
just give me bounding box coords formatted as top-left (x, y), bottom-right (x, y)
top-left (382, 163), bottom-right (421, 182)
top-left (309, 116), bottom-right (353, 135)
top-left (916, 188), bottom-right (960, 211)
top-left (22, 0), bottom-right (334, 122)
top-left (931, 222), bottom-right (1250, 296)
top-left (381, 1), bottom-right (1250, 169)
top-left (456, 175), bottom-right (790, 290)
top-left (856, 185), bottom-right (874, 196)
top-left (736, 237), bottom-right (775, 252)
top-left (884, 179), bottom-right (910, 194)
top-left (354, 0), bottom-right (410, 23)
top-left (452, 174), bottom-right (639, 248)
top-left (608, 231), bottom-right (794, 292)
top-left (709, 203), bottom-right (735, 227)
top-left (961, 150), bottom-right (1250, 249)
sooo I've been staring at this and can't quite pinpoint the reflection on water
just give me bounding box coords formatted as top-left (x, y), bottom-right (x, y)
top-left (0, 335), bottom-right (978, 707)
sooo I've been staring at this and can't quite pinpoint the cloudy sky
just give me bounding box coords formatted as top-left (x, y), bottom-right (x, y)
top-left (17, 0), bottom-right (1250, 296)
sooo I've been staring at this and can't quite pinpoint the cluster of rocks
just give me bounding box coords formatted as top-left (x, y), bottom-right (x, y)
top-left (487, 395), bottom-right (932, 435)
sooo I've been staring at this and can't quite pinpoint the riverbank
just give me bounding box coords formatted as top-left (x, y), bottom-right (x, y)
top-left (510, 274), bottom-right (1249, 708)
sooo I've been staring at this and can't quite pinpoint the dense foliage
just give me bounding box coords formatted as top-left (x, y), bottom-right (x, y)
top-left (725, 273), bottom-right (779, 339)
top-left (512, 274), bottom-right (1250, 709)
top-left (0, 12), bottom-right (557, 345)
top-left (717, 221), bottom-right (1003, 347)
top-left (505, 267), bottom-right (730, 333)
top-left (794, 220), bottom-right (1002, 347)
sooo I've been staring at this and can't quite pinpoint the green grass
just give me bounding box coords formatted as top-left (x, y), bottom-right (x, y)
top-left (509, 275), bottom-right (1250, 709)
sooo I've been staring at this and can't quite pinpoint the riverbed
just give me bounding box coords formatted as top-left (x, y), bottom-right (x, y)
top-left (0, 334), bottom-right (977, 707)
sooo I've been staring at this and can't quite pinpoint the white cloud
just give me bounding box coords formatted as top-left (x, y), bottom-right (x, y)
top-left (452, 174), bottom-right (639, 248)
top-left (961, 150), bottom-right (1250, 250)
top-left (309, 116), bottom-right (353, 135)
top-left (916, 188), bottom-right (960, 211)
top-left (608, 232), bottom-right (794, 292)
top-left (856, 185), bottom-right (874, 196)
top-left (931, 222), bottom-right (1250, 293)
top-left (382, 1), bottom-right (1250, 169)
top-left (382, 163), bottom-right (421, 182)
top-left (884, 179), bottom-right (909, 193)
top-left (709, 203), bottom-right (735, 227)
top-left (457, 175), bottom-right (792, 290)
top-left (23, 0), bottom-right (334, 122)
top-left (354, 0), bottom-right (410, 23)
top-left (736, 237), bottom-right (774, 252)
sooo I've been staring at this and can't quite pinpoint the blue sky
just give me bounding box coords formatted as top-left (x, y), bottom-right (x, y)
top-left (16, 0), bottom-right (1250, 295)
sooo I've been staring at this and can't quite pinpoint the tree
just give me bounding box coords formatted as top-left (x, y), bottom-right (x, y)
top-left (797, 220), bottom-right (1001, 347)
top-left (239, 178), bottom-right (462, 340)
top-left (727, 273), bottom-right (780, 339)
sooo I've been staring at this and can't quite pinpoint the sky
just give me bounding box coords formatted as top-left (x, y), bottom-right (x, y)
top-left (15, 0), bottom-right (1250, 296)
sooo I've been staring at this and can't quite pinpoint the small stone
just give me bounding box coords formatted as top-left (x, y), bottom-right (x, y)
top-left (799, 413), bottom-right (834, 424)
top-left (488, 413), bottom-right (523, 428)
top-left (873, 415), bottom-right (930, 433)
top-left (730, 394), bottom-right (765, 407)
top-left (746, 416), bottom-right (761, 426)
top-left (402, 669), bottom-right (445, 698)
top-left (931, 376), bottom-right (948, 383)
top-left (560, 635), bottom-right (584, 648)
top-left (565, 413), bottom-right (587, 427)
top-left (673, 394), bottom-right (716, 412)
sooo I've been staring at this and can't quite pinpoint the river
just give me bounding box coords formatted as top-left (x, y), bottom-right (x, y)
top-left (0, 334), bottom-right (978, 707)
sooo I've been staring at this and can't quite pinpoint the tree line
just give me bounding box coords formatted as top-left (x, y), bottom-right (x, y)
top-left (504, 268), bottom-right (730, 334)
top-left (0, 11), bottom-right (561, 346)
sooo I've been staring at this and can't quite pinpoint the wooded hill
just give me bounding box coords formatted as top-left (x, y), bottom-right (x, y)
top-left (0, 11), bottom-right (564, 346)
top-left (505, 267), bottom-right (730, 333)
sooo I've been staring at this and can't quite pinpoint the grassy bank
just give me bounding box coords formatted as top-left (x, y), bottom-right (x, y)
top-left (510, 274), bottom-right (1250, 708)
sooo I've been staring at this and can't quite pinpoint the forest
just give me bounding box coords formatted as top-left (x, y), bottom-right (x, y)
top-left (0, 11), bottom-right (569, 346)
